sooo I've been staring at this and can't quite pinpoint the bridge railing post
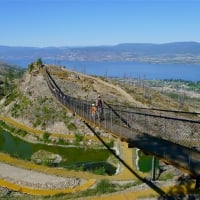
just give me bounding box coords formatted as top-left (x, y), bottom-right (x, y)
top-left (151, 155), bottom-right (156, 181)
top-left (110, 107), bottom-right (113, 132)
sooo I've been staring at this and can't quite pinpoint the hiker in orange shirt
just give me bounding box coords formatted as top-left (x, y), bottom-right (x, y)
top-left (90, 103), bottom-right (97, 120)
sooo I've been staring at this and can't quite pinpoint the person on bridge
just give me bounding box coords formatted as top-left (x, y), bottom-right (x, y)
top-left (90, 103), bottom-right (97, 120)
top-left (96, 94), bottom-right (104, 121)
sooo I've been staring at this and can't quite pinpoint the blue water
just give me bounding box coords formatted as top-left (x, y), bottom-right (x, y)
top-left (5, 59), bottom-right (200, 81)
top-left (57, 61), bottom-right (200, 81)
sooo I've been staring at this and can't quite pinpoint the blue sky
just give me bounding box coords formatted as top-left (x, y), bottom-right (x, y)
top-left (0, 0), bottom-right (200, 47)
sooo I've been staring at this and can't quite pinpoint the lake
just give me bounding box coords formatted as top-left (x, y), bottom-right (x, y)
top-left (57, 61), bottom-right (200, 82)
top-left (4, 59), bottom-right (200, 82)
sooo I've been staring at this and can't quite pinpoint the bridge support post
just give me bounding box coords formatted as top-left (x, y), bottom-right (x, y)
top-left (195, 175), bottom-right (200, 189)
top-left (151, 156), bottom-right (156, 181)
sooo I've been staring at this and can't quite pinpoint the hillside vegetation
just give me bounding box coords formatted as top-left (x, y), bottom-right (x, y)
top-left (0, 62), bottom-right (24, 100)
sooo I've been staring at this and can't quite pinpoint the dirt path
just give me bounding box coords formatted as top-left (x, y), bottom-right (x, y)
top-left (69, 69), bottom-right (145, 107)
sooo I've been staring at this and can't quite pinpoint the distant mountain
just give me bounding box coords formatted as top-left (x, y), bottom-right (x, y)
top-left (115, 42), bottom-right (200, 54)
top-left (1, 42), bottom-right (200, 64)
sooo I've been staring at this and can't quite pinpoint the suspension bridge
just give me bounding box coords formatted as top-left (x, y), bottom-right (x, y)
top-left (44, 66), bottom-right (200, 188)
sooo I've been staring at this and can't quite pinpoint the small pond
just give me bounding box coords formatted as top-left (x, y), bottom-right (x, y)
top-left (0, 128), bottom-right (158, 175)
top-left (0, 129), bottom-right (116, 175)
top-left (135, 148), bottom-right (159, 172)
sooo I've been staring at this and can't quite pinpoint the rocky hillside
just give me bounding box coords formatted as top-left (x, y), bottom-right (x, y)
top-left (0, 61), bottom-right (192, 135)
top-left (48, 65), bottom-right (189, 111)
top-left (0, 62), bottom-right (90, 135)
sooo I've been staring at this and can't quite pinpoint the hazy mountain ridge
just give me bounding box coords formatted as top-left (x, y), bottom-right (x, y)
top-left (1, 42), bottom-right (200, 64)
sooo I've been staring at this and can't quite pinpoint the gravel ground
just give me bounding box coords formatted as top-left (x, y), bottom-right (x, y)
top-left (0, 162), bottom-right (81, 190)
top-left (0, 162), bottom-right (199, 200)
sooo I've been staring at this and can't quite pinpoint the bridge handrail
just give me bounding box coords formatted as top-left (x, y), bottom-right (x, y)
top-left (106, 107), bottom-right (200, 124)
top-left (108, 103), bottom-right (200, 115)
top-left (44, 67), bottom-right (200, 148)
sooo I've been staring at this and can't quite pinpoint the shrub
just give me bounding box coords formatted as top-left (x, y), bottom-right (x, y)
top-left (36, 58), bottom-right (43, 66)
top-left (28, 63), bottom-right (34, 72)
top-left (4, 90), bottom-right (20, 106)
top-left (93, 166), bottom-right (106, 175)
top-left (67, 123), bottom-right (77, 131)
top-left (96, 179), bottom-right (114, 194)
top-left (58, 138), bottom-right (65, 145)
top-left (107, 140), bottom-right (114, 148)
top-left (43, 132), bottom-right (50, 141)
top-left (75, 133), bottom-right (84, 144)
top-left (19, 130), bottom-right (28, 137)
